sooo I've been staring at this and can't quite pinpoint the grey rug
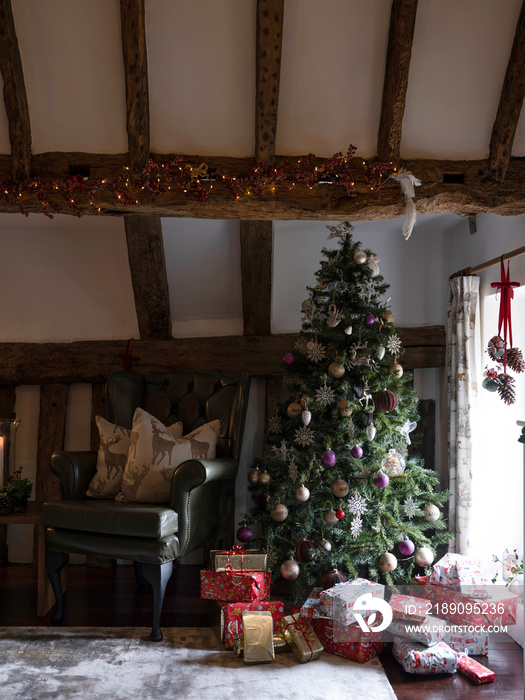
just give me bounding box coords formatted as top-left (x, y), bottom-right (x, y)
top-left (0, 627), bottom-right (397, 700)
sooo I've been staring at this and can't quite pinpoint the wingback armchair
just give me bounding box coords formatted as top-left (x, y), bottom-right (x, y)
top-left (43, 369), bottom-right (250, 641)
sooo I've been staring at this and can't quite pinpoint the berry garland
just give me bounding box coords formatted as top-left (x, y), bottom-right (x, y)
top-left (0, 145), bottom-right (393, 218)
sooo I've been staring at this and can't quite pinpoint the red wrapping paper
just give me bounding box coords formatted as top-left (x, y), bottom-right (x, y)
top-left (389, 593), bottom-right (430, 622)
top-left (310, 617), bottom-right (388, 664)
top-left (200, 568), bottom-right (271, 603)
top-left (458, 655), bottom-right (495, 684)
top-left (223, 600), bottom-right (285, 650)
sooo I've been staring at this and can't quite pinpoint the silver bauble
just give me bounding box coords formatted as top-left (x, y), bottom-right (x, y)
top-left (302, 408), bottom-right (312, 426)
top-left (280, 559), bottom-right (300, 580)
top-left (247, 467), bottom-right (260, 485)
top-left (271, 503), bottom-right (289, 522)
top-left (424, 504), bottom-right (440, 522)
top-left (332, 479), bottom-right (349, 497)
top-left (376, 344), bottom-right (386, 361)
top-left (379, 552), bottom-right (398, 572)
top-left (295, 485), bottom-right (310, 502)
top-left (414, 546), bottom-right (434, 567)
top-left (324, 509), bottom-right (339, 525)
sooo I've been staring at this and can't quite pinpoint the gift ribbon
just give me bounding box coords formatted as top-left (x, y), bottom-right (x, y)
top-left (224, 543), bottom-right (245, 574)
top-left (491, 258), bottom-right (520, 372)
top-left (284, 613), bottom-right (316, 661)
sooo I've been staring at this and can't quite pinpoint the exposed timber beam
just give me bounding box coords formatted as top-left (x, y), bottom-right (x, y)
top-left (124, 215), bottom-right (172, 340)
top-left (120, 0), bottom-right (150, 170)
top-left (240, 221), bottom-right (273, 335)
top-left (255, 0), bottom-right (285, 164)
top-left (0, 0), bottom-right (31, 181)
top-left (0, 326), bottom-right (445, 384)
top-left (2, 153), bottom-right (525, 219)
top-left (489, 0), bottom-right (525, 182)
top-left (377, 0), bottom-right (418, 165)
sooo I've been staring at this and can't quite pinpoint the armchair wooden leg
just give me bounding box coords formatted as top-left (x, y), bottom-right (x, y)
top-left (141, 561), bottom-right (173, 642)
top-left (46, 551), bottom-right (69, 624)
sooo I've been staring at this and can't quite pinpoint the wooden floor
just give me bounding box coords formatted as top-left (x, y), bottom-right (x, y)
top-left (0, 563), bottom-right (523, 700)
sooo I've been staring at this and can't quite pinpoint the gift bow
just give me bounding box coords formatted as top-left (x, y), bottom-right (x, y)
top-left (224, 543), bottom-right (245, 574)
top-left (491, 258), bottom-right (520, 371)
top-left (191, 162), bottom-right (208, 180)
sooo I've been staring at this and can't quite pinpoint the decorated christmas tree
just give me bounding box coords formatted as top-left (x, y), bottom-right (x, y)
top-left (240, 222), bottom-right (453, 601)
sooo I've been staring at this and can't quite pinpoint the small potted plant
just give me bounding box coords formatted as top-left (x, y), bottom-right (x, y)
top-left (0, 468), bottom-right (33, 515)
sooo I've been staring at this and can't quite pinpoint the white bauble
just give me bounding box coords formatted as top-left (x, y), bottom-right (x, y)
top-left (280, 559), bottom-right (300, 580)
top-left (379, 552), bottom-right (398, 572)
top-left (424, 504), bottom-right (440, 522)
top-left (414, 546), bottom-right (434, 567)
top-left (319, 538), bottom-right (332, 552)
top-left (344, 325), bottom-right (353, 336)
top-left (354, 249), bottom-right (367, 264)
top-left (271, 504), bottom-right (288, 522)
top-left (302, 408), bottom-right (312, 426)
top-left (324, 509), bottom-right (339, 525)
top-left (368, 260), bottom-right (380, 277)
top-left (332, 479), bottom-right (349, 497)
top-left (295, 485), bottom-right (310, 502)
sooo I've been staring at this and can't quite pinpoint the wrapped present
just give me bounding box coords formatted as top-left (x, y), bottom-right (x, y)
top-left (319, 577), bottom-right (385, 626)
top-left (430, 553), bottom-right (490, 598)
top-left (206, 599), bottom-right (228, 642)
top-left (393, 636), bottom-right (459, 675)
top-left (388, 615), bottom-right (446, 646)
top-left (310, 617), bottom-right (388, 663)
top-left (200, 568), bottom-right (271, 603)
top-left (458, 654), bottom-right (495, 684)
top-left (210, 546), bottom-right (268, 572)
top-left (234, 632), bottom-right (290, 657)
top-left (444, 627), bottom-right (489, 656)
top-left (409, 580), bottom-right (518, 627)
top-left (300, 587), bottom-right (329, 620)
top-left (223, 600), bottom-right (285, 650)
top-left (281, 614), bottom-right (324, 663)
top-left (241, 610), bottom-right (275, 664)
top-left (389, 593), bottom-right (430, 622)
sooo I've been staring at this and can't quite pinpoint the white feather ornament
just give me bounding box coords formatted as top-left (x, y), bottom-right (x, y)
top-left (388, 170), bottom-right (421, 241)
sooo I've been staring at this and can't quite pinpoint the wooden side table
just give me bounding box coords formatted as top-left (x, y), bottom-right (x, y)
top-left (0, 501), bottom-right (65, 616)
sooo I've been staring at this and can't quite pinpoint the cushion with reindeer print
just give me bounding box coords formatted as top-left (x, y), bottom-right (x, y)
top-left (86, 415), bottom-right (183, 499)
top-left (116, 408), bottom-right (221, 504)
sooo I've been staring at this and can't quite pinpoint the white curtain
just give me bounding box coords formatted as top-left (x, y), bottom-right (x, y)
top-left (446, 276), bottom-right (481, 555)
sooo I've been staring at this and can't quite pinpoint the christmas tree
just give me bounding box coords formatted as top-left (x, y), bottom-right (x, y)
top-left (241, 222), bottom-right (453, 601)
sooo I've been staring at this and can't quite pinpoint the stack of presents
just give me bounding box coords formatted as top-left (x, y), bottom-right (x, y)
top-left (201, 548), bottom-right (519, 680)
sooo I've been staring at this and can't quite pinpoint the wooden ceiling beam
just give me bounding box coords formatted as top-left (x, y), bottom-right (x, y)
top-left (0, 0), bottom-right (31, 181)
top-left (120, 0), bottom-right (150, 170)
top-left (377, 0), bottom-right (418, 166)
top-left (240, 221), bottom-right (273, 335)
top-left (255, 0), bottom-right (284, 164)
top-left (489, 0), bottom-right (525, 182)
top-left (0, 326), bottom-right (445, 384)
top-left (124, 215), bottom-right (172, 340)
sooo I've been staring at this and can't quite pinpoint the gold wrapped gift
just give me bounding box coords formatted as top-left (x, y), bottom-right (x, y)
top-left (282, 614), bottom-right (324, 663)
top-left (234, 632), bottom-right (290, 656)
top-left (241, 610), bottom-right (275, 664)
top-left (210, 548), bottom-right (268, 572)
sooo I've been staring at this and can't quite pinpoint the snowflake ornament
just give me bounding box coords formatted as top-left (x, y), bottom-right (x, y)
top-left (306, 341), bottom-right (327, 363)
top-left (403, 497), bottom-right (417, 520)
top-left (350, 515), bottom-right (363, 539)
top-left (266, 549), bottom-right (279, 569)
top-left (288, 458), bottom-right (299, 483)
top-left (326, 222), bottom-right (354, 240)
top-left (294, 426), bottom-right (315, 447)
top-left (294, 337), bottom-right (309, 355)
top-left (347, 492), bottom-right (368, 517)
top-left (386, 333), bottom-right (403, 355)
top-left (356, 280), bottom-right (376, 304)
top-left (271, 439), bottom-right (290, 462)
top-left (267, 414), bottom-right (282, 435)
top-left (315, 381), bottom-right (336, 406)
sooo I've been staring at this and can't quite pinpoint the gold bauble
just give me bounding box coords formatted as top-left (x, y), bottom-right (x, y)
top-left (332, 479), bottom-right (349, 497)
top-left (280, 559), bottom-right (300, 580)
top-left (295, 485), bottom-right (310, 502)
top-left (383, 310), bottom-right (394, 323)
top-left (247, 467), bottom-right (260, 485)
top-left (379, 552), bottom-right (398, 572)
top-left (287, 402), bottom-right (302, 418)
top-left (259, 470), bottom-right (271, 486)
top-left (271, 504), bottom-right (289, 522)
top-left (354, 249), bottom-right (367, 264)
top-left (414, 546), bottom-right (434, 567)
top-left (337, 400), bottom-right (353, 417)
top-left (328, 362), bottom-right (345, 378)
top-left (300, 394), bottom-right (310, 409)
top-left (390, 362), bottom-right (404, 378)
top-left (324, 509), bottom-right (339, 525)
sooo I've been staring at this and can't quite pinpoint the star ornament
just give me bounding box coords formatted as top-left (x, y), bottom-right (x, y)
top-left (398, 419), bottom-right (417, 445)
top-left (326, 222), bottom-right (354, 240)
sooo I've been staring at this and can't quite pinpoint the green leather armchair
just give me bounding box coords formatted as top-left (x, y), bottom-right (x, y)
top-left (43, 369), bottom-right (251, 641)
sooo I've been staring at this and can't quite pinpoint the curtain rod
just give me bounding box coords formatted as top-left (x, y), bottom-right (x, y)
top-left (451, 244), bottom-right (525, 278)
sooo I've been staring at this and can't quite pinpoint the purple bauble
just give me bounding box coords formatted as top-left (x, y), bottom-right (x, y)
top-left (283, 352), bottom-right (295, 365)
top-left (321, 449), bottom-right (337, 467)
top-left (236, 526), bottom-right (253, 543)
top-left (364, 314), bottom-right (376, 326)
top-left (374, 472), bottom-right (389, 488)
top-left (350, 445), bottom-right (363, 459)
top-left (399, 538), bottom-right (415, 556)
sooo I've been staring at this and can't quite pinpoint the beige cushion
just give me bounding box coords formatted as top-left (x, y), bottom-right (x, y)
top-left (86, 415), bottom-right (182, 499)
top-left (116, 408), bottom-right (220, 504)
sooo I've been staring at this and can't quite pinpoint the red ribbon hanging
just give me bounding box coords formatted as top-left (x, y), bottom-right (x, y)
top-left (491, 258), bottom-right (520, 372)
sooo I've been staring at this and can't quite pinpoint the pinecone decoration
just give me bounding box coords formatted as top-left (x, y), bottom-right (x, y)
top-left (497, 373), bottom-right (516, 405)
top-left (507, 347), bottom-right (525, 374)
top-left (0, 492), bottom-right (13, 515)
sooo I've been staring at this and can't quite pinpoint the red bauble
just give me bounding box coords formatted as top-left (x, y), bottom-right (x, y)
top-left (283, 352), bottom-right (295, 365)
top-left (335, 509), bottom-right (345, 520)
top-left (294, 537), bottom-right (317, 563)
top-left (373, 389), bottom-right (399, 412)
top-left (321, 568), bottom-right (347, 589)
top-left (236, 526), bottom-right (253, 543)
